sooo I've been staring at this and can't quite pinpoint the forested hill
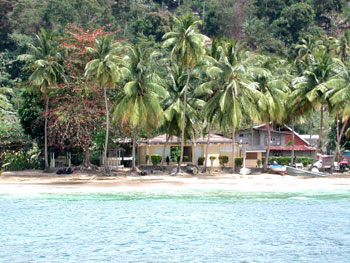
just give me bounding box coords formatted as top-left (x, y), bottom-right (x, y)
top-left (1, 0), bottom-right (350, 54)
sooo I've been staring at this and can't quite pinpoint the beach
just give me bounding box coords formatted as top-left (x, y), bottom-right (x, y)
top-left (1, 170), bottom-right (350, 192)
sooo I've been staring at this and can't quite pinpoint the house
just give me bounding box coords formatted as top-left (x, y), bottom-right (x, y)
top-left (236, 124), bottom-right (317, 159)
top-left (137, 133), bottom-right (265, 168)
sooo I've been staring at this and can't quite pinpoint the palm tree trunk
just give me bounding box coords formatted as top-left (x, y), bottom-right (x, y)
top-left (232, 125), bottom-right (236, 174)
top-left (103, 86), bottom-right (110, 174)
top-left (160, 133), bottom-right (169, 169)
top-left (131, 126), bottom-right (138, 172)
top-left (44, 97), bottom-right (49, 169)
top-left (309, 118), bottom-right (313, 144)
top-left (177, 67), bottom-right (191, 173)
top-left (291, 118), bottom-right (295, 166)
top-left (83, 144), bottom-right (90, 167)
top-left (204, 122), bottom-right (212, 173)
top-left (161, 134), bottom-right (169, 168)
top-left (316, 107), bottom-right (324, 158)
top-left (331, 118), bottom-right (349, 173)
top-left (264, 122), bottom-right (271, 172)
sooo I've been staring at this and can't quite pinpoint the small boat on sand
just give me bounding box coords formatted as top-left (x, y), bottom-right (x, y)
top-left (269, 164), bottom-right (287, 175)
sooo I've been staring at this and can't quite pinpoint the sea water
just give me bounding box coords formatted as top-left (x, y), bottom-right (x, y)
top-left (0, 186), bottom-right (349, 263)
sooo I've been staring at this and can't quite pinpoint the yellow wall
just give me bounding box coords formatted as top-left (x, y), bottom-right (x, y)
top-left (138, 144), bottom-right (263, 167)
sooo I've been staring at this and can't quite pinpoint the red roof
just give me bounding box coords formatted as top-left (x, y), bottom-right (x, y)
top-left (267, 145), bottom-right (315, 151)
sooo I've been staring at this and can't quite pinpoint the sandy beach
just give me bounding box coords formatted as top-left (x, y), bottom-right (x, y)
top-left (1, 169), bottom-right (350, 192)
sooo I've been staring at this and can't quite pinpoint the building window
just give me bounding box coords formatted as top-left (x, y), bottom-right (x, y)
top-left (239, 134), bottom-right (244, 137)
top-left (246, 153), bottom-right (257, 160)
top-left (264, 136), bottom-right (281, 146)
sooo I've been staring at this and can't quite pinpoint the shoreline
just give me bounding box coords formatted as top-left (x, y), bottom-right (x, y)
top-left (1, 170), bottom-right (350, 192)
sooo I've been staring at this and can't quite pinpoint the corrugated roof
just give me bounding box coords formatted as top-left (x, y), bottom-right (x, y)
top-left (268, 145), bottom-right (316, 151)
top-left (141, 133), bottom-right (233, 144)
top-left (141, 134), bottom-right (181, 144)
top-left (195, 134), bottom-right (232, 144)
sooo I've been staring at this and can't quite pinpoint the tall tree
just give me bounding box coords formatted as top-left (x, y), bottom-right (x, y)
top-left (85, 36), bottom-right (125, 174)
top-left (162, 14), bottom-right (208, 173)
top-left (199, 39), bottom-right (263, 173)
top-left (252, 56), bottom-right (288, 171)
top-left (21, 29), bottom-right (65, 169)
top-left (295, 50), bottom-right (336, 159)
top-left (324, 59), bottom-right (350, 172)
top-left (114, 44), bottom-right (166, 172)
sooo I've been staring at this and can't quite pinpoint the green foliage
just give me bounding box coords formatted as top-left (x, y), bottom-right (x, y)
top-left (170, 146), bottom-right (181, 162)
top-left (235, 157), bottom-right (243, 167)
top-left (151, 154), bottom-right (162, 166)
top-left (262, 156), bottom-right (314, 166)
top-left (198, 156), bottom-right (205, 166)
top-left (145, 154), bottom-right (150, 163)
top-left (131, 13), bottom-right (170, 42)
top-left (1, 147), bottom-right (43, 171)
top-left (257, 159), bottom-right (262, 167)
top-left (10, 0), bottom-right (115, 35)
top-left (209, 156), bottom-right (216, 166)
top-left (219, 155), bottom-right (229, 166)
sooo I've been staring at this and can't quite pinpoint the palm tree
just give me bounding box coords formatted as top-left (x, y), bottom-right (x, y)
top-left (196, 37), bottom-right (226, 173)
top-left (294, 50), bottom-right (337, 158)
top-left (113, 44), bottom-right (166, 172)
top-left (22, 29), bottom-right (65, 169)
top-left (252, 56), bottom-right (289, 171)
top-left (199, 39), bottom-right (263, 173)
top-left (335, 30), bottom-right (350, 62)
top-left (323, 59), bottom-right (350, 170)
top-left (85, 36), bottom-right (125, 174)
top-left (162, 14), bottom-right (208, 173)
top-left (160, 63), bottom-right (204, 167)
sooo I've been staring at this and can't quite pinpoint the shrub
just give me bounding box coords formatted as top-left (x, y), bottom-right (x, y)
top-left (209, 156), bottom-right (216, 166)
top-left (262, 156), bottom-right (314, 166)
top-left (235, 157), bottom-right (243, 167)
top-left (151, 154), bottom-right (162, 166)
top-left (198, 157), bottom-right (205, 166)
top-left (219, 155), bottom-right (229, 166)
top-left (145, 154), bottom-right (150, 163)
top-left (1, 148), bottom-right (43, 171)
top-left (296, 156), bottom-right (313, 166)
top-left (257, 159), bottom-right (262, 167)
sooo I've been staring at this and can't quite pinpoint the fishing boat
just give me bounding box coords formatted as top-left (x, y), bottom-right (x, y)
top-left (269, 164), bottom-right (287, 175)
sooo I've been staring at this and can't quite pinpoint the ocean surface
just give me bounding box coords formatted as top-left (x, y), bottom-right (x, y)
top-left (0, 185), bottom-right (349, 263)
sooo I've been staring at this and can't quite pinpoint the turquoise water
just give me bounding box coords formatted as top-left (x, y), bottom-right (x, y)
top-left (1, 187), bottom-right (350, 263)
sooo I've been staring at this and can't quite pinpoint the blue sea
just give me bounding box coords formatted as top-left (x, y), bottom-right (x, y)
top-left (0, 185), bottom-right (349, 263)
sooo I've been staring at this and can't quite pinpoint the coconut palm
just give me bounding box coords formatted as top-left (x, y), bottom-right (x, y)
top-left (85, 36), bottom-right (125, 174)
top-left (162, 13), bottom-right (209, 172)
top-left (113, 44), bottom-right (166, 172)
top-left (295, 35), bottom-right (325, 69)
top-left (335, 30), bottom-right (350, 62)
top-left (22, 29), bottom-right (65, 169)
top-left (323, 60), bottom-right (350, 170)
top-left (160, 63), bottom-right (204, 167)
top-left (252, 56), bottom-right (289, 171)
top-left (198, 39), bottom-right (263, 173)
top-left (294, 50), bottom-right (337, 158)
top-left (196, 37), bottom-right (226, 173)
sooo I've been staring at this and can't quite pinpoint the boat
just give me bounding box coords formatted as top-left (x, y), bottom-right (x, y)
top-left (269, 164), bottom-right (287, 175)
top-left (286, 166), bottom-right (329, 177)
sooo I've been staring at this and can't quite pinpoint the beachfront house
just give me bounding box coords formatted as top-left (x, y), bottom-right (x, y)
top-left (138, 134), bottom-right (265, 168)
top-left (237, 124), bottom-right (317, 159)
